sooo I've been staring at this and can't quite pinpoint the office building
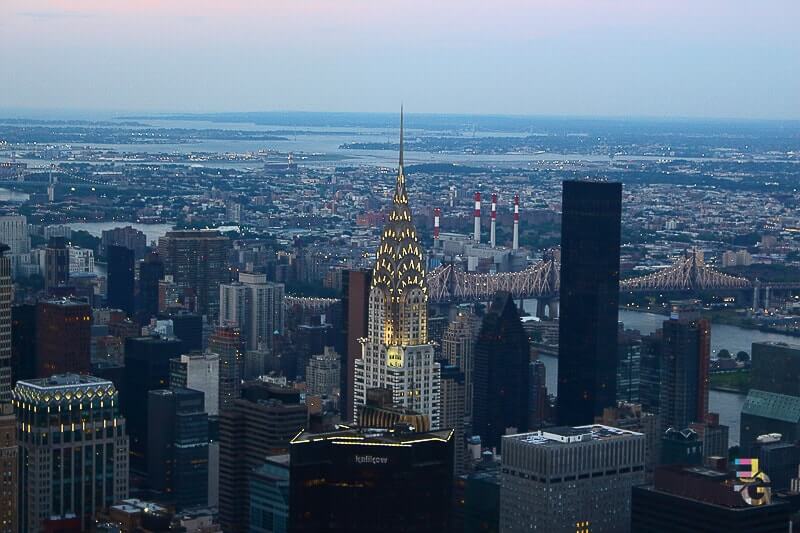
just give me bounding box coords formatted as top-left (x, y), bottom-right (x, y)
top-left (751, 341), bottom-right (800, 396)
top-left (209, 325), bottom-right (243, 411)
top-left (249, 455), bottom-right (290, 533)
top-left (689, 413), bottom-right (730, 459)
top-left (123, 335), bottom-right (183, 472)
top-left (147, 388), bottom-right (209, 510)
top-left (597, 403), bottom-right (660, 477)
top-left (44, 237), bottom-right (69, 292)
top-left (219, 382), bottom-right (307, 533)
top-left (617, 327), bottom-right (642, 403)
top-left (661, 427), bottom-right (704, 466)
top-left (107, 245), bottom-right (135, 317)
top-left (440, 360), bottom-right (467, 475)
top-left (0, 214), bottom-right (30, 276)
top-left (353, 114), bottom-right (441, 429)
top-left (557, 181), bottom-right (622, 426)
top-left (341, 268), bottom-right (370, 422)
top-left (289, 426), bottom-right (453, 532)
top-left (160, 309), bottom-right (203, 352)
top-left (752, 435), bottom-right (800, 491)
top-left (0, 248), bottom-right (10, 402)
top-left (0, 404), bottom-right (16, 533)
top-left (442, 308), bottom-right (480, 419)
top-left (741, 389), bottom-right (800, 453)
top-left (356, 387), bottom-right (431, 432)
top-left (529, 359), bottom-right (548, 429)
top-left (137, 252), bottom-right (164, 324)
top-left (170, 352), bottom-right (220, 416)
top-left (36, 298), bottom-right (91, 377)
top-left (158, 230), bottom-right (230, 319)
top-left (67, 245), bottom-right (94, 274)
top-left (473, 292), bottom-right (530, 449)
top-left (11, 303), bottom-right (36, 383)
top-left (459, 462), bottom-right (501, 533)
top-left (13, 375), bottom-right (129, 532)
top-left (101, 226), bottom-right (147, 259)
top-left (305, 346), bottom-right (340, 398)
top-left (500, 425), bottom-right (645, 533)
top-left (632, 465), bottom-right (795, 533)
top-left (220, 272), bottom-right (285, 351)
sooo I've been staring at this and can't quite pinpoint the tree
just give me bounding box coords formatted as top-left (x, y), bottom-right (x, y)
top-left (736, 351), bottom-right (750, 363)
top-left (718, 349), bottom-right (732, 359)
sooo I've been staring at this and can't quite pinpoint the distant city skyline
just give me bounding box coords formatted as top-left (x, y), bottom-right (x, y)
top-left (2, 0), bottom-right (799, 120)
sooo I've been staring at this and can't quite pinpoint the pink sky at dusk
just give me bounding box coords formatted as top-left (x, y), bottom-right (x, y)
top-left (2, 0), bottom-right (798, 118)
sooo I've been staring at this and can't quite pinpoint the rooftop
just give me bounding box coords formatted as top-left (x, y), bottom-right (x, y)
top-left (505, 424), bottom-right (643, 446)
top-left (18, 374), bottom-right (111, 389)
top-left (292, 425), bottom-right (453, 446)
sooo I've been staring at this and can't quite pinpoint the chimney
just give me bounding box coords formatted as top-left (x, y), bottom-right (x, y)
top-left (513, 194), bottom-right (520, 250)
top-left (434, 207), bottom-right (441, 245)
top-left (473, 192), bottom-right (481, 243)
top-left (490, 193), bottom-right (497, 247)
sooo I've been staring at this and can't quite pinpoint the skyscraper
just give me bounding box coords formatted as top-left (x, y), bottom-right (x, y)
top-left (147, 388), bottom-right (209, 510)
top-left (107, 244), bottom-right (135, 317)
top-left (557, 180), bottom-right (622, 426)
top-left (0, 247), bottom-right (11, 402)
top-left (341, 268), bottom-right (371, 422)
top-left (439, 360), bottom-right (467, 475)
top-left (500, 425), bottom-right (645, 533)
top-left (157, 230), bottom-right (230, 319)
top-left (442, 307), bottom-right (480, 419)
top-left (170, 352), bottom-right (220, 416)
top-left (0, 404), bottom-right (16, 533)
top-left (35, 298), bottom-right (92, 377)
top-left (305, 347), bottom-right (341, 398)
top-left (13, 374), bottom-right (129, 532)
top-left (219, 272), bottom-right (285, 351)
top-left (44, 236), bottom-right (69, 293)
top-left (219, 382), bottom-right (307, 533)
top-left (123, 335), bottom-right (184, 472)
top-left (137, 252), bottom-right (164, 324)
top-left (353, 111), bottom-right (441, 429)
top-left (473, 292), bottom-right (530, 449)
top-left (209, 325), bottom-right (243, 411)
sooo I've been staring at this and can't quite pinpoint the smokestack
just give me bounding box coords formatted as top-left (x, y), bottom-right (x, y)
top-left (490, 193), bottom-right (497, 247)
top-left (434, 207), bottom-right (441, 244)
top-left (473, 192), bottom-right (481, 243)
top-left (513, 194), bottom-right (520, 250)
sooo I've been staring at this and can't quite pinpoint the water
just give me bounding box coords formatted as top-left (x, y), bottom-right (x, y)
top-left (0, 188), bottom-right (30, 202)
top-left (69, 221), bottom-right (174, 245)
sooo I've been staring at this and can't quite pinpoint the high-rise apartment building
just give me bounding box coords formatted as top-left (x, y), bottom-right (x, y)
top-left (442, 307), bottom-right (480, 419)
top-left (305, 347), bottom-right (340, 398)
top-left (219, 382), bottom-right (307, 533)
top-left (36, 298), bottom-right (92, 377)
top-left (0, 214), bottom-right (30, 276)
top-left (170, 352), bottom-right (220, 416)
top-left (13, 375), bottom-right (129, 532)
top-left (500, 425), bottom-right (645, 533)
top-left (473, 292), bottom-right (530, 449)
top-left (44, 237), bottom-right (69, 292)
top-left (101, 226), bottom-right (147, 259)
top-left (289, 426), bottom-right (453, 532)
top-left (219, 272), bottom-right (284, 351)
top-left (147, 388), bottom-right (209, 510)
top-left (107, 245), bottom-right (135, 317)
top-left (353, 113), bottom-right (441, 429)
top-left (209, 325), bottom-right (243, 411)
top-left (440, 360), bottom-right (467, 475)
top-left (557, 180), bottom-right (622, 426)
top-left (158, 230), bottom-right (230, 319)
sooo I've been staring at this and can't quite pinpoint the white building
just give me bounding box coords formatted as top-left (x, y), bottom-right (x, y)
top-left (353, 115), bottom-right (441, 429)
top-left (500, 425), bottom-right (646, 533)
top-left (0, 214), bottom-right (31, 276)
top-left (68, 246), bottom-right (94, 274)
top-left (219, 272), bottom-right (284, 351)
top-left (170, 352), bottom-right (220, 417)
top-left (305, 347), bottom-right (341, 398)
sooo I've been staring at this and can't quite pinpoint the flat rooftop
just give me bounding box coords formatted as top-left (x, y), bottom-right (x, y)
top-left (18, 374), bottom-right (111, 389)
top-left (292, 425), bottom-right (453, 446)
top-left (505, 424), bottom-right (643, 446)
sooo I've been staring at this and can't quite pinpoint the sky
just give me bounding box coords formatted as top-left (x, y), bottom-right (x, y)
top-left (1, 0), bottom-right (799, 120)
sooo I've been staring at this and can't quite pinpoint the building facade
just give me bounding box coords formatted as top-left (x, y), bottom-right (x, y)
top-left (500, 425), bottom-right (645, 533)
top-left (107, 245), bottom-right (135, 317)
top-left (13, 375), bottom-right (129, 532)
top-left (353, 114), bottom-right (441, 429)
top-left (208, 325), bottom-right (243, 411)
top-left (169, 352), bottom-right (220, 416)
top-left (220, 272), bottom-right (285, 351)
top-left (305, 347), bottom-right (340, 398)
top-left (557, 181), bottom-right (622, 426)
top-left (35, 298), bottom-right (92, 377)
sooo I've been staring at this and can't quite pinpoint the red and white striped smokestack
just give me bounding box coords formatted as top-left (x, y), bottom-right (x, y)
top-left (473, 192), bottom-right (481, 243)
top-left (513, 194), bottom-right (520, 250)
top-left (490, 193), bottom-right (497, 248)
top-left (433, 208), bottom-right (441, 243)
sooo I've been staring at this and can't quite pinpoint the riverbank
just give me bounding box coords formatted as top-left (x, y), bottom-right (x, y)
top-left (709, 369), bottom-right (751, 394)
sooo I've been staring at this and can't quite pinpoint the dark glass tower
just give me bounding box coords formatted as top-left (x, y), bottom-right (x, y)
top-left (557, 180), bottom-right (622, 426)
top-left (107, 244), bottom-right (135, 317)
top-left (137, 252), bottom-right (164, 324)
top-left (473, 292), bottom-right (530, 449)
